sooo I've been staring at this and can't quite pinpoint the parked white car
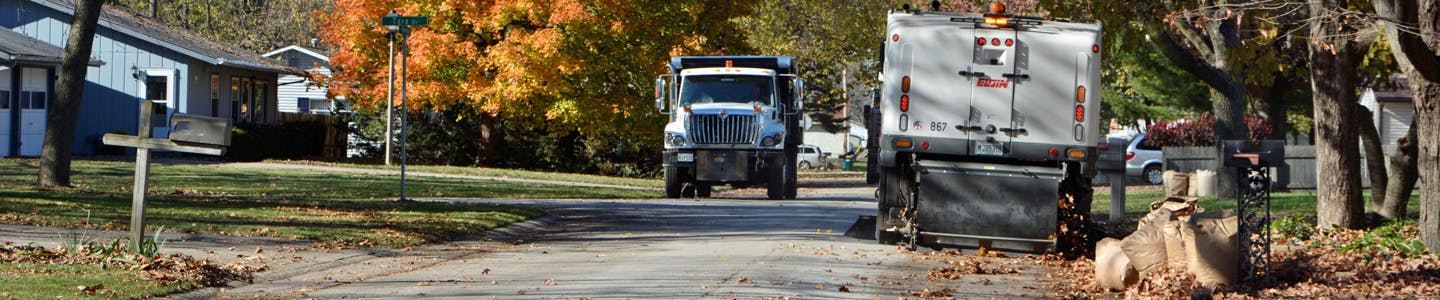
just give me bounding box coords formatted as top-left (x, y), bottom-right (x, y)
top-left (1125, 133), bottom-right (1165, 184)
top-left (797, 145), bottom-right (822, 169)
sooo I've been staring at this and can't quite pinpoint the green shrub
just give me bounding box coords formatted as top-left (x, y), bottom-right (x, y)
top-left (1270, 214), bottom-right (1314, 241)
top-left (225, 122), bottom-right (328, 162)
top-left (1339, 220), bottom-right (1429, 257)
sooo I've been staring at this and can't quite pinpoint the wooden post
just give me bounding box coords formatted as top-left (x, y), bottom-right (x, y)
top-left (1109, 173), bottom-right (1125, 222)
top-left (129, 101), bottom-right (154, 253)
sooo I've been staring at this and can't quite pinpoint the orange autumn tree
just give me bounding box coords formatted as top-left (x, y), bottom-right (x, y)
top-left (320, 0), bottom-right (757, 166)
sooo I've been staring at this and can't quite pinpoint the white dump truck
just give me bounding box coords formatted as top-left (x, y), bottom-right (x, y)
top-left (655, 56), bottom-right (805, 200)
top-left (874, 3), bottom-right (1102, 251)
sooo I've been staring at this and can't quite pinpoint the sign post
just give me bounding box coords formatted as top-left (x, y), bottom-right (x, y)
top-left (103, 101), bottom-right (230, 253)
top-left (382, 10), bottom-right (427, 201)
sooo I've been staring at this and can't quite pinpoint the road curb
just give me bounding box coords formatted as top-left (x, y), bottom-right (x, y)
top-left (483, 213), bottom-right (561, 243)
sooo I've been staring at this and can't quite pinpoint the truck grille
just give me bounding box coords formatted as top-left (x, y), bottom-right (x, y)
top-left (688, 114), bottom-right (758, 145)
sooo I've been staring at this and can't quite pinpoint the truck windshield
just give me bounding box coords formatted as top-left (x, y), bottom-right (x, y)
top-left (678, 75), bottom-right (774, 105)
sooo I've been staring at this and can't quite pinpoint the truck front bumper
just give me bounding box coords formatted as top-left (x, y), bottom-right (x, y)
top-left (664, 149), bottom-right (784, 183)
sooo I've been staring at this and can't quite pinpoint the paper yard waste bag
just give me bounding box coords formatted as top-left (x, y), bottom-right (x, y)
top-left (1121, 208), bottom-right (1172, 274)
top-left (1163, 170), bottom-right (1189, 196)
top-left (1096, 237), bottom-right (1139, 291)
top-left (1183, 215), bottom-right (1241, 286)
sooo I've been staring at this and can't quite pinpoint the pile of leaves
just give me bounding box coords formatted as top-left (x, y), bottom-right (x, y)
top-left (1048, 223), bottom-right (1440, 298)
top-left (0, 243), bottom-right (258, 293)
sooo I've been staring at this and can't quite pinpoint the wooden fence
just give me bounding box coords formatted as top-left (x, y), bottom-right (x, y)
top-left (1160, 145), bottom-right (1370, 191)
top-left (278, 112), bottom-right (347, 160)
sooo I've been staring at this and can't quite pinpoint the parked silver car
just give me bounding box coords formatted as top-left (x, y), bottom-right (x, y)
top-left (797, 145), bottom-right (823, 169)
top-left (1125, 133), bottom-right (1165, 184)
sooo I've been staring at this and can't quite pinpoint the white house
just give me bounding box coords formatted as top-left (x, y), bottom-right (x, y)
top-left (263, 44), bottom-right (343, 114)
top-left (1361, 75), bottom-right (1415, 154)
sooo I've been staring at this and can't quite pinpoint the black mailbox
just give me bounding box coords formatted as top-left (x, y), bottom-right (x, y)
top-left (1222, 140), bottom-right (1284, 168)
top-left (1095, 137), bottom-right (1128, 172)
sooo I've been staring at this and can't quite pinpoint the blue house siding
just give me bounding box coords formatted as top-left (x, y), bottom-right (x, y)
top-left (1, 0), bottom-right (291, 155)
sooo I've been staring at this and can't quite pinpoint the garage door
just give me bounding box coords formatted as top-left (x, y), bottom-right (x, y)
top-left (18, 67), bottom-right (46, 156)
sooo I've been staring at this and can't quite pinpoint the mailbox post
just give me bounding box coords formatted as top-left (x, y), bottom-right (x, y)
top-left (1221, 140), bottom-right (1284, 282)
top-left (102, 100), bottom-right (230, 253)
top-left (1096, 137), bottom-right (1129, 222)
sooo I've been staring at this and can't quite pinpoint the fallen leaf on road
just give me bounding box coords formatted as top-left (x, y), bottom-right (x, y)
top-left (738, 277), bottom-right (750, 284)
top-left (543, 278), bottom-right (556, 286)
top-left (517, 290), bottom-right (526, 295)
top-left (813, 284), bottom-right (824, 289)
top-left (255, 247), bottom-right (264, 254)
top-left (416, 281), bottom-right (430, 286)
top-left (482, 268), bottom-right (491, 275)
top-left (838, 286), bottom-right (850, 292)
top-left (623, 232), bottom-right (633, 236)
top-left (402, 247), bottom-right (413, 252)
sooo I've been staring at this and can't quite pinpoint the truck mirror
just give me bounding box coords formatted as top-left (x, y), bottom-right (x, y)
top-left (791, 79), bottom-right (805, 114)
top-left (654, 78), bottom-right (669, 114)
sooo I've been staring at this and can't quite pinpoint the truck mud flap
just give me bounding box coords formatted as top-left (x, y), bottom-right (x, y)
top-left (913, 160), bottom-right (1062, 243)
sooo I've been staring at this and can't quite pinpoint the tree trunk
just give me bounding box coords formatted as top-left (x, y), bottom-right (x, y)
top-left (38, 0), bottom-right (106, 188)
top-left (1375, 0), bottom-right (1440, 251)
top-left (1309, 0), bottom-right (1366, 230)
top-left (1381, 117), bottom-right (1419, 220)
top-left (1355, 102), bottom-right (1388, 211)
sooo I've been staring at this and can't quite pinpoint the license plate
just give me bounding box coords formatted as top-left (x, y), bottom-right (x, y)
top-left (677, 153), bottom-right (694, 162)
top-left (974, 143), bottom-right (1004, 156)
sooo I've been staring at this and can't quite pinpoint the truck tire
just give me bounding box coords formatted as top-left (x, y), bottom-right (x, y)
top-left (875, 167), bottom-right (906, 244)
top-left (664, 167), bottom-right (683, 198)
top-left (696, 184), bottom-right (712, 198)
top-left (767, 164), bottom-right (786, 200)
top-left (784, 162), bottom-right (798, 199)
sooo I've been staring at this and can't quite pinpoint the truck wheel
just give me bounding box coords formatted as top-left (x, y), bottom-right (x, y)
top-left (696, 184), bottom-right (712, 198)
top-left (875, 167), bottom-right (906, 244)
top-left (767, 165), bottom-right (786, 200)
top-left (682, 184), bottom-right (697, 198)
top-left (664, 167), bottom-right (683, 198)
top-left (784, 163), bottom-right (798, 199)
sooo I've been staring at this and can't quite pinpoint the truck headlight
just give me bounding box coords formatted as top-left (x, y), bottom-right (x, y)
top-left (666, 133), bottom-right (687, 147)
top-left (760, 133), bottom-right (783, 147)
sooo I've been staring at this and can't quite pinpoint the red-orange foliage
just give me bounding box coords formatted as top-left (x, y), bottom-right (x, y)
top-left (319, 0), bottom-right (757, 143)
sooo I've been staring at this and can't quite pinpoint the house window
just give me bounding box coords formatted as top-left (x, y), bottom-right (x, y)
top-left (140, 70), bottom-right (174, 128)
top-left (241, 78), bottom-right (252, 123)
top-left (230, 76), bottom-right (241, 123)
top-left (310, 98), bottom-right (331, 114)
top-left (18, 91), bottom-right (46, 109)
top-left (254, 82), bottom-right (267, 123)
top-left (298, 97), bottom-right (310, 113)
top-left (210, 73), bottom-right (220, 117)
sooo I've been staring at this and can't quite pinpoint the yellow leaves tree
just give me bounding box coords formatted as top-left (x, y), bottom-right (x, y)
top-left (321, 0), bottom-right (756, 165)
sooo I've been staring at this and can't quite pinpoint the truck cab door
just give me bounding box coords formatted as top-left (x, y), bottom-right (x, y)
top-left (965, 27), bottom-right (1018, 157)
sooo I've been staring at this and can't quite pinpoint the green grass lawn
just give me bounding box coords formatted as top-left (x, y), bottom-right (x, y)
top-left (0, 158), bottom-right (652, 247)
top-left (0, 262), bottom-right (198, 299)
top-left (265, 159), bottom-right (664, 188)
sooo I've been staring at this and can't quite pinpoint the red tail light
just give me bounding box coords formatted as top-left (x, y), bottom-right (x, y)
top-left (1074, 105), bottom-right (1085, 122)
top-left (900, 95), bottom-right (910, 112)
top-left (1126, 152), bottom-right (1136, 161)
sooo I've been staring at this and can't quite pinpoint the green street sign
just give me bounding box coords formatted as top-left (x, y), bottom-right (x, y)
top-left (382, 15), bottom-right (429, 26)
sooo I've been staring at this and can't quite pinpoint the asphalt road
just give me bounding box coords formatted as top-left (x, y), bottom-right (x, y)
top-left (35, 172), bottom-right (1043, 299)
top-left (207, 173), bottom-right (1050, 299)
